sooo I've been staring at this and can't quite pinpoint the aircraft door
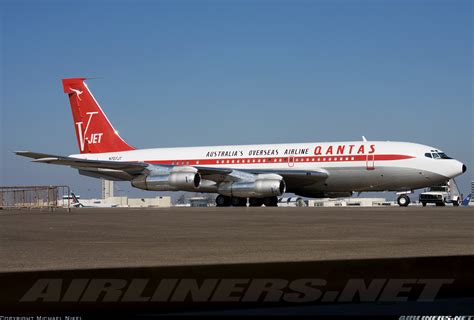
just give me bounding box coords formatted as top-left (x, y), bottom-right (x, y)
top-left (288, 156), bottom-right (294, 167)
top-left (366, 153), bottom-right (375, 170)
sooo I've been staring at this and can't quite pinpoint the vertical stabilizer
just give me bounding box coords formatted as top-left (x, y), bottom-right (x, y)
top-left (62, 78), bottom-right (135, 154)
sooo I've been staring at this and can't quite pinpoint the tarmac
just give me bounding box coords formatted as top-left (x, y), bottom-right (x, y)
top-left (1, 206), bottom-right (473, 272)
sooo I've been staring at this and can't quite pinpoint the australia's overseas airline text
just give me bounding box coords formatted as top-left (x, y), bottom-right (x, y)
top-left (205, 144), bottom-right (376, 158)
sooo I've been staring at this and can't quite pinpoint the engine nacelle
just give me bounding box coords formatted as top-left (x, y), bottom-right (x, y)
top-left (167, 171), bottom-right (201, 189)
top-left (218, 174), bottom-right (286, 198)
top-left (132, 167), bottom-right (201, 191)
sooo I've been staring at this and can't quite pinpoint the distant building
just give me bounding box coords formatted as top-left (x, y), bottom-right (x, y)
top-left (102, 180), bottom-right (114, 199)
top-left (307, 197), bottom-right (391, 207)
top-left (74, 196), bottom-right (171, 208)
top-left (128, 196), bottom-right (172, 208)
top-left (278, 197), bottom-right (306, 207)
top-left (471, 181), bottom-right (474, 202)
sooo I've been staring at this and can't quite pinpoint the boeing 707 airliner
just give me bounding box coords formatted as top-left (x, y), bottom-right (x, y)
top-left (16, 78), bottom-right (466, 207)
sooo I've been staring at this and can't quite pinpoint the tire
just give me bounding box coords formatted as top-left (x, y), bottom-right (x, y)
top-left (397, 194), bottom-right (410, 207)
top-left (453, 200), bottom-right (460, 207)
top-left (249, 198), bottom-right (264, 207)
top-left (421, 202), bottom-right (426, 207)
top-left (263, 196), bottom-right (278, 207)
top-left (231, 197), bottom-right (247, 207)
top-left (216, 195), bottom-right (231, 207)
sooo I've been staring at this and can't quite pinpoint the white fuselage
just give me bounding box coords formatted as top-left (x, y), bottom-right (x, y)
top-left (71, 140), bottom-right (465, 194)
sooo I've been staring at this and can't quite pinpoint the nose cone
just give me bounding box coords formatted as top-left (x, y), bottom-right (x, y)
top-left (440, 160), bottom-right (466, 179)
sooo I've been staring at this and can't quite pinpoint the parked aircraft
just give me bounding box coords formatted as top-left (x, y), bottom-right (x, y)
top-left (16, 78), bottom-right (466, 207)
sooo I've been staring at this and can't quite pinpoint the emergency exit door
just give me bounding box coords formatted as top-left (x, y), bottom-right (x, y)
top-left (366, 153), bottom-right (375, 170)
top-left (288, 156), bottom-right (294, 167)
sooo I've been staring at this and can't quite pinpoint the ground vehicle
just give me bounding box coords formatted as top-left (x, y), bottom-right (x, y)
top-left (419, 183), bottom-right (461, 206)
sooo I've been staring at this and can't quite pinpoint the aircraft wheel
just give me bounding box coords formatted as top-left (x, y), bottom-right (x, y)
top-left (216, 195), bottom-right (231, 207)
top-left (263, 196), bottom-right (278, 207)
top-left (421, 202), bottom-right (427, 207)
top-left (397, 194), bottom-right (410, 207)
top-left (249, 198), bottom-right (264, 207)
top-left (231, 197), bottom-right (247, 207)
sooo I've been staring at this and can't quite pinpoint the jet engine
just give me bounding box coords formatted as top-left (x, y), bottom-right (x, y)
top-left (132, 166), bottom-right (201, 191)
top-left (218, 174), bottom-right (286, 198)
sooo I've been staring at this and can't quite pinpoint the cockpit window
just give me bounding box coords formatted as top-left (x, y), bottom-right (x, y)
top-left (437, 152), bottom-right (451, 159)
top-left (426, 152), bottom-right (452, 159)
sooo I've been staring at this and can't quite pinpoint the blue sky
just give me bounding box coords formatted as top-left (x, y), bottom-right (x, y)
top-left (1, 0), bottom-right (472, 198)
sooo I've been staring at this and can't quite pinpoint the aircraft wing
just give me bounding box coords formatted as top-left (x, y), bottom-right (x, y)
top-left (16, 151), bottom-right (329, 187)
top-left (265, 169), bottom-right (328, 187)
top-left (196, 166), bottom-right (328, 186)
top-left (15, 151), bottom-right (148, 174)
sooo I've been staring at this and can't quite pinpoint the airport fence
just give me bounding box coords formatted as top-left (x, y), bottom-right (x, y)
top-left (0, 185), bottom-right (71, 211)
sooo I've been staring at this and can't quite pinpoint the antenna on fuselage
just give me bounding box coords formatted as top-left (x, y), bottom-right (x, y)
top-left (362, 136), bottom-right (368, 142)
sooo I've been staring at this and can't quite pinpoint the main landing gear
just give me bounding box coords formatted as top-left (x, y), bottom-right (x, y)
top-left (215, 195), bottom-right (278, 207)
top-left (215, 195), bottom-right (231, 207)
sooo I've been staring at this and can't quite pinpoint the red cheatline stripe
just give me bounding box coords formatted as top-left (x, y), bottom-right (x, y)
top-left (144, 154), bottom-right (414, 166)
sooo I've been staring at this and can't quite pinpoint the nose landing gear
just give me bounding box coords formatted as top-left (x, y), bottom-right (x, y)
top-left (397, 194), bottom-right (411, 207)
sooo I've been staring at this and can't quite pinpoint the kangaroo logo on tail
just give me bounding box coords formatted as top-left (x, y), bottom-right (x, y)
top-left (69, 87), bottom-right (83, 102)
top-left (62, 78), bottom-right (134, 154)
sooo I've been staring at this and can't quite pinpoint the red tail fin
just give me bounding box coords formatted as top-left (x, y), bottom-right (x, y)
top-left (62, 78), bottom-right (135, 154)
